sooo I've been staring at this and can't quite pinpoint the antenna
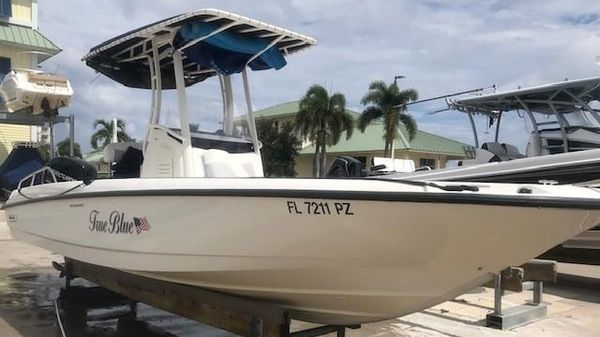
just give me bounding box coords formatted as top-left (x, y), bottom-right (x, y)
top-left (396, 85), bottom-right (496, 108)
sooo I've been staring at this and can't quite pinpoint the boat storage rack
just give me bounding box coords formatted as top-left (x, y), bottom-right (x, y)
top-left (58, 258), bottom-right (360, 337)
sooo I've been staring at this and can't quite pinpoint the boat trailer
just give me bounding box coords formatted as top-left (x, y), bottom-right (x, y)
top-left (57, 258), bottom-right (360, 337)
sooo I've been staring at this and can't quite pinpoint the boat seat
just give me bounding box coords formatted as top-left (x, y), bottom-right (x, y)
top-left (372, 157), bottom-right (416, 173)
top-left (201, 149), bottom-right (263, 177)
top-left (481, 142), bottom-right (525, 162)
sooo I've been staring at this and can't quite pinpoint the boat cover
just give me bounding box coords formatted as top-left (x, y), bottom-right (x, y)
top-left (0, 147), bottom-right (44, 199)
top-left (83, 9), bottom-right (316, 89)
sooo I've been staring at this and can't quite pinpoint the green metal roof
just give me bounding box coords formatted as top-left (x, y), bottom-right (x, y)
top-left (0, 24), bottom-right (61, 57)
top-left (255, 100), bottom-right (471, 156)
top-left (254, 100), bottom-right (360, 119)
top-left (298, 122), bottom-right (471, 156)
top-left (254, 101), bottom-right (299, 119)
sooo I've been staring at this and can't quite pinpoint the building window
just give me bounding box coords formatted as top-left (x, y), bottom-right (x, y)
top-left (0, 0), bottom-right (11, 17)
top-left (0, 57), bottom-right (9, 104)
top-left (0, 57), bottom-right (10, 76)
top-left (419, 158), bottom-right (436, 169)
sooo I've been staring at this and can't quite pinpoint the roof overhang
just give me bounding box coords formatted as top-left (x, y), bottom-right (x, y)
top-left (450, 76), bottom-right (600, 115)
top-left (0, 25), bottom-right (61, 62)
top-left (82, 9), bottom-right (317, 89)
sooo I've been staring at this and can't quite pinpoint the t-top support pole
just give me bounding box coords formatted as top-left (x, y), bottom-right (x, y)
top-left (242, 68), bottom-right (261, 155)
top-left (69, 114), bottom-right (75, 157)
top-left (173, 50), bottom-right (194, 177)
top-left (548, 103), bottom-right (569, 154)
top-left (151, 39), bottom-right (162, 125)
top-left (515, 96), bottom-right (541, 156)
top-left (467, 111), bottom-right (479, 148)
top-left (222, 75), bottom-right (234, 135)
top-left (494, 112), bottom-right (502, 143)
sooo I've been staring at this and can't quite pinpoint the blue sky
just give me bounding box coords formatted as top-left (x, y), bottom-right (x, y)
top-left (38, 0), bottom-right (600, 153)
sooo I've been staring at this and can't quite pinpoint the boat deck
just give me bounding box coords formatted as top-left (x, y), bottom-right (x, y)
top-left (1, 213), bottom-right (599, 337)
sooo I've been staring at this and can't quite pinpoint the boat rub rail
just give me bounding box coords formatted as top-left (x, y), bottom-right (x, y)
top-left (4, 188), bottom-right (600, 210)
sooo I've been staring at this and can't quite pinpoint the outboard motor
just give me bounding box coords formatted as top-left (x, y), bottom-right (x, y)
top-left (112, 146), bottom-right (143, 178)
top-left (322, 156), bottom-right (365, 178)
top-left (48, 157), bottom-right (97, 185)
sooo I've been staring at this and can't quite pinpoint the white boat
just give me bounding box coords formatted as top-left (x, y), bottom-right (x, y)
top-left (0, 68), bottom-right (73, 114)
top-left (4, 9), bottom-right (600, 325)
top-left (397, 148), bottom-right (600, 184)
top-left (394, 80), bottom-right (600, 253)
top-left (448, 77), bottom-right (600, 160)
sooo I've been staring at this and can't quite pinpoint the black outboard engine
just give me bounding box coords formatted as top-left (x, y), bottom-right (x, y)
top-left (323, 156), bottom-right (390, 178)
top-left (48, 157), bottom-right (97, 185)
top-left (322, 156), bottom-right (364, 178)
top-left (112, 146), bottom-right (143, 178)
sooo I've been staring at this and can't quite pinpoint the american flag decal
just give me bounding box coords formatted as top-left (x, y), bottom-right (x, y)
top-left (133, 217), bottom-right (151, 234)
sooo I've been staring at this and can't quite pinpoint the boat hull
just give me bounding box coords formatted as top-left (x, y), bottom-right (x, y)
top-left (5, 179), bottom-right (600, 324)
top-left (0, 69), bottom-right (73, 114)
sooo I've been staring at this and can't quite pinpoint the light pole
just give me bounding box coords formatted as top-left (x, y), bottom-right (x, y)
top-left (394, 75), bottom-right (405, 85)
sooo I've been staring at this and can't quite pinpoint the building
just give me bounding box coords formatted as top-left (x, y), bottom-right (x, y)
top-left (83, 149), bottom-right (110, 178)
top-left (0, 0), bottom-right (61, 162)
top-left (253, 101), bottom-right (471, 177)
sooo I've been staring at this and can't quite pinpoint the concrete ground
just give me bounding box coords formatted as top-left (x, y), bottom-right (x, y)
top-left (1, 215), bottom-right (599, 337)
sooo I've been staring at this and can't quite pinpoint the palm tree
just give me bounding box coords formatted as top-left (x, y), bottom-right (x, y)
top-left (90, 119), bottom-right (132, 149)
top-left (358, 81), bottom-right (418, 157)
top-left (295, 85), bottom-right (355, 177)
top-left (56, 138), bottom-right (82, 158)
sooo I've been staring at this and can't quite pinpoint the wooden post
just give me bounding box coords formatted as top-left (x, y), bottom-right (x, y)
top-left (65, 258), bottom-right (290, 337)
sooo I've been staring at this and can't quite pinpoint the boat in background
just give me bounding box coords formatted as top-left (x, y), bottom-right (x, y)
top-left (448, 77), bottom-right (600, 161)
top-left (393, 78), bottom-right (600, 254)
top-left (396, 148), bottom-right (600, 184)
top-left (331, 78), bottom-right (600, 185)
top-left (4, 9), bottom-right (600, 325)
top-left (0, 68), bottom-right (73, 115)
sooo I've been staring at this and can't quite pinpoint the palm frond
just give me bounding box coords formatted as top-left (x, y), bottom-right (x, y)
top-left (398, 113), bottom-right (418, 140)
top-left (357, 106), bottom-right (383, 132)
top-left (328, 93), bottom-right (346, 113)
top-left (93, 119), bottom-right (110, 130)
top-left (360, 81), bottom-right (387, 106)
top-left (90, 130), bottom-right (108, 149)
top-left (396, 89), bottom-right (419, 110)
top-left (341, 113), bottom-right (355, 140)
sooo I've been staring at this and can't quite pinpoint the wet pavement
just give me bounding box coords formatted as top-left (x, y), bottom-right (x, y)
top-left (0, 268), bottom-right (234, 337)
top-left (1, 265), bottom-right (599, 337)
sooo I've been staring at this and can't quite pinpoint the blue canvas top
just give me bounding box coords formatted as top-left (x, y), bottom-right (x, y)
top-left (83, 9), bottom-right (316, 89)
top-left (179, 20), bottom-right (286, 75)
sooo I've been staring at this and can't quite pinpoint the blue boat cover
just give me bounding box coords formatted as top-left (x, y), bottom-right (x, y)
top-left (0, 147), bottom-right (44, 197)
top-left (179, 21), bottom-right (287, 75)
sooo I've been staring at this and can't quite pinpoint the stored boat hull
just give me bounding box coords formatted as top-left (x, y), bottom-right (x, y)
top-left (0, 69), bottom-right (73, 114)
top-left (397, 148), bottom-right (600, 184)
top-left (5, 178), bottom-right (600, 324)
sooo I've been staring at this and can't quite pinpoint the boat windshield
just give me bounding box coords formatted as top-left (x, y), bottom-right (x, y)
top-left (562, 110), bottom-right (600, 128)
top-left (161, 77), bottom-right (254, 142)
top-left (532, 109), bottom-right (600, 130)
